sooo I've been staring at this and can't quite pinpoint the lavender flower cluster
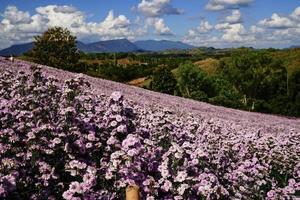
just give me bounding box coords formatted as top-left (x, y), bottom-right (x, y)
top-left (0, 65), bottom-right (299, 199)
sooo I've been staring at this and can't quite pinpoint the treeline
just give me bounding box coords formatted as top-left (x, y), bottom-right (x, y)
top-left (151, 49), bottom-right (300, 117)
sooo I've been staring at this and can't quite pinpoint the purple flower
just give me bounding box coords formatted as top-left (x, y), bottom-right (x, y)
top-left (111, 92), bottom-right (122, 102)
top-left (68, 181), bottom-right (81, 193)
top-left (110, 120), bottom-right (118, 127)
top-left (162, 180), bottom-right (172, 192)
top-left (62, 190), bottom-right (73, 200)
top-left (175, 171), bottom-right (187, 182)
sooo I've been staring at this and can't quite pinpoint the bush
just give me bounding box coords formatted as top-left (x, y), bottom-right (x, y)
top-left (151, 67), bottom-right (177, 95)
top-left (176, 62), bottom-right (210, 101)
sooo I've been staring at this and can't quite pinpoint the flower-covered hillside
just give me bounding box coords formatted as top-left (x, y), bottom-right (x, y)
top-left (1, 57), bottom-right (299, 132)
top-left (0, 57), bottom-right (299, 199)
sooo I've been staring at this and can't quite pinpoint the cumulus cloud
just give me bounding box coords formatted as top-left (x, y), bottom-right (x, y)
top-left (250, 25), bottom-right (264, 34)
top-left (0, 5), bottom-right (136, 48)
top-left (137, 0), bottom-right (182, 18)
top-left (146, 18), bottom-right (172, 35)
top-left (187, 20), bottom-right (213, 38)
top-left (1, 6), bottom-right (32, 25)
top-left (184, 25), bottom-right (254, 47)
top-left (291, 7), bottom-right (300, 21)
top-left (206, 0), bottom-right (253, 11)
top-left (184, 5), bottom-right (300, 48)
top-left (225, 10), bottom-right (242, 24)
top-left (184, 9), bottom-right (254, 47)
top-left (254, 7), bottom-right (300, 46)
top-left (198, 20), bottom-right (214, 33)
top-left (135, 0), bottom-right (178, 36)
top-left (215, 22), bottom-right (231, 30)
top-left (91, 10), bottom-right (131, 35)
top-left (221, 23), bottom-right (253, 42)
top-left (258, 13), bottom-right (295, 29)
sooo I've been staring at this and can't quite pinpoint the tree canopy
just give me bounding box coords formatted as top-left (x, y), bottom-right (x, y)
top-left (31, 27), bottom-right (79, 70)
top-left (150, 67), bottom-right (177, 95)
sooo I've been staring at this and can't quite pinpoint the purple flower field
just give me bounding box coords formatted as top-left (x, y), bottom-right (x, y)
top-left (0, 57), bottom-right (299, 199)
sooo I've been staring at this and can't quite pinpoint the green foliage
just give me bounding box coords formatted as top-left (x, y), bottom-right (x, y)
top-left (31, 27), bottom-right (79, 70)
top-left (176, 62), bottom-right (210, 101)
top-left (220, 50), bottom-right (287, 100)
top-left (208, 75), bottom-right (244, 109)
top-left (289, 69), bottom-right (300, 101)
top-left (151, 67), bottom-right (177, 95)
top-left (219, 50), bottom-right (294, 114)
top-left (288, 70), bottom-right (300, 116)
top-left (80, 62), bottom-right (154, 83)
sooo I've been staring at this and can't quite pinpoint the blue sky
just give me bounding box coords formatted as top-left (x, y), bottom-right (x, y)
top-left (0, 0), bottom-right (300, 48)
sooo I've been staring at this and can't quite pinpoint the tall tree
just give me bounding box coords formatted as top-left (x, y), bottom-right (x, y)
top-left (176, 62), bottom-right (209, 101)
top-left (31, 27), bottom-right (79, 70)
top-left (151, 67), bottom-right (177, 95)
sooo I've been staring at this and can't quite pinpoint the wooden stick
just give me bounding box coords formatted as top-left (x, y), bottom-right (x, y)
top-left (126, 185), bottom-right (140, 200)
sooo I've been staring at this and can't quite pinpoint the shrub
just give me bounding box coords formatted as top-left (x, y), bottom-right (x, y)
top-left (151, 67), bottom-right (177, 95)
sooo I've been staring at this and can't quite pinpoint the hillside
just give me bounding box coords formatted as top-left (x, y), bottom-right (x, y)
top-left (0, 57), bottom-right (299, 199)
top-left (0, 57), bottom-right (299, 132)
top-left (85, 39), bottom-right (141, 53)
top-left (0, 42), bottom-right (34, 56)
top-left (194, 58), bottom-right (220, 74)
top-left (134, 40), bottom-right (195, 51)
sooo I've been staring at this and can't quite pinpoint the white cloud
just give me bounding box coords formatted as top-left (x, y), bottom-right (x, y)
top-left (258, 13), bottom-right (295, 29)
top-left (290, 7), bottom-right (300, 21)
top-left (205, 3), bottom-right (225, 11)
top-left (137, 0), bottom-right (182, 18)
top-left (215, 22), bottom-right (231, 30)
top-left (253, 7), bottom-right (300, 47)
top-left (198, 21), bottom-right (214, 33)
top-left (0, 5), bottom-right (136, 48)
top-left (250, 25), bottom-right (264, 34)
top-left (187, 20), bottom-right (213, 38)
top-left (146, 18), bottom-right (172, 35)
top-left (1, 5), bottom-right (32, 24)
top-left (221, 23), bottom-right (252, 42)
top-left (225, 10), bottom-right (242, 24)
top-left (135, 0), bottom-right (177, 36)
top-left (184, 5), bottom-right (300, 48)
top-left (206, 0), bottom-right (253, 11)
top-left (34, 5), bottom-right (87, 31)
top-left (88, 10), bottom-right (134, 40)
top-left (185, 16), bottom-right (255, 47)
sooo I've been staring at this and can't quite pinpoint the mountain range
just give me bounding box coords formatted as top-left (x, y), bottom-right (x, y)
top-left (0, 39), bottom-right (195, 56)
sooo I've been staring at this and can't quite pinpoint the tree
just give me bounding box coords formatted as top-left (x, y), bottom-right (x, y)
top-left (289, 69), bottom-right (300, 101)
top-left (219, 50), bottom-right (287, 108)
top-left (208, 75), bottom-right (244, 109)
top-left (31, 27), bottom-right (79, 70)
top-left (288, 70), bottom-right (300, 116)
top-left (176, 62), bottom-right (210, 101)
top-left (150, 67), bottom-right (177, 95)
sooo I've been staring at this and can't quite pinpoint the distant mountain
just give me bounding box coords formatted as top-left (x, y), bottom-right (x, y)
top-left (0, 39), bottom-right (196, 56)
top-left (134, 40), bottom-right (195, 51)
top-left (0, 39), bottom-right (142, 56)
top-left (289, 45), bottom-right (300, 49)
top-left (86, 39), bottom-right (141, 53)
top-left (0, 42), bottom-right (34, 56)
